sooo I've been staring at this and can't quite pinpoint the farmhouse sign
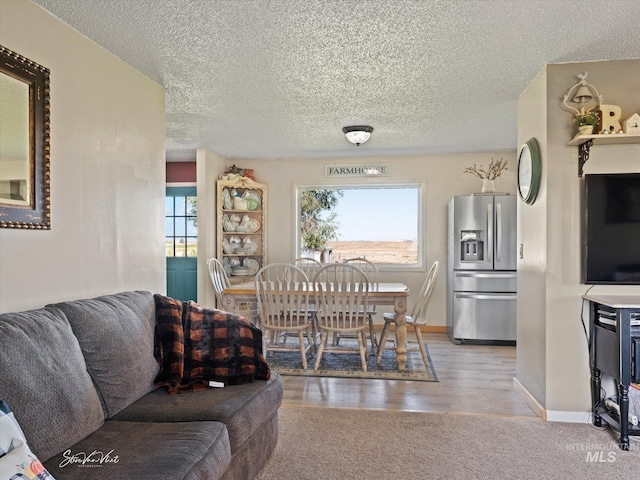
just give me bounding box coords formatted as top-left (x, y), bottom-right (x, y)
top-left (324, 164), bottom-right (391, 177)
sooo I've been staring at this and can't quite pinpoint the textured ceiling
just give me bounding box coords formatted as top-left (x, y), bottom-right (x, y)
top-left (32, 0), bottom-right (640, 161)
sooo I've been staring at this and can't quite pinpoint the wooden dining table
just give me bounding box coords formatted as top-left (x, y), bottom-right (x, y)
top-left (221, 281), bottom-right (411, 371)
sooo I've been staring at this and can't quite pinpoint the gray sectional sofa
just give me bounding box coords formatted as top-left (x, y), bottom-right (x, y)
top-left (0, 291), bottom-right (282, 480)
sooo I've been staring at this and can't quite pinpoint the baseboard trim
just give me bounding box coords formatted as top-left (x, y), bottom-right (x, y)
top-left (512, 377), bottom-right (592, 423)
top-left (421, 325), bottom-right (447, 332)
top-left (513, 377), bottom-right (545, 420)
top-left (374, 325), bottom-right (446, 333)
top-left (545, 410), bottom-right (591, 424)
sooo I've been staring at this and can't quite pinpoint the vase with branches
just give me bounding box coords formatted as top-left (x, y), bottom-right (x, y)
top-left (463, 157), bottom-right (508, 193)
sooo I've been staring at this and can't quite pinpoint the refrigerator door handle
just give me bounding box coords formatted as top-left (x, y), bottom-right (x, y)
top-left (487, 203), bottom-right (493, 262)
top-left (455, 272), bottom-right (516, 279)
top-left (454, 293), bottom-right (515, 301)
top-left (496, 202), bottom-right (502, 263)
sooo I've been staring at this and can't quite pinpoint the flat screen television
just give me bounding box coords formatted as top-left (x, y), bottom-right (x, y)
top-left (584, 173), bottom-right (640, 284)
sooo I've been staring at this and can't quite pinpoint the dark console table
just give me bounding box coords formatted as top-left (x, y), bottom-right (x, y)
top-left (585, 294), bottom-right (640, 450)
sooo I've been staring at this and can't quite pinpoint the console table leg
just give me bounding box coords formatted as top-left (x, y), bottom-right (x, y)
top-left (618, 384), bottom-right (630, 450)
top-left (591, 367), bottom-right (602, 427)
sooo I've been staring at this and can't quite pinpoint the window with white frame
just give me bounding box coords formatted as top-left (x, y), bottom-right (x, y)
top-left (295, 184), bottom-right (423, 268)
top-left (165, 194), bottom-right (197, 257)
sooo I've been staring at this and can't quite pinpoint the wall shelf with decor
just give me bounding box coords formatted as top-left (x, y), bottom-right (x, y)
top-left (217, 176), bottom-right (267, 284)
top-left (567, 134), bottom-right (640, 178)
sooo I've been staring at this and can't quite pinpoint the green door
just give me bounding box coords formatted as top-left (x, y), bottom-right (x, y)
top-left (165, 187), bottom-right (198, 302)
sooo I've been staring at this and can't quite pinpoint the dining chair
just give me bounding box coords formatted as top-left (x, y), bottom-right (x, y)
top-left (254, 263), bottom-right (316, 369)
top-left (312, 263), bottom-right (371, 372)
top-left (376, 261), bottom-right (439, 367)
top-left (207, 257), bottom-right (259, 325)
top-left (341, 257), bottom-right (379, 353)
top-left (290, 257), bottom-right (324, 277)
top-left (207, 257), bottom-right (231, 307)
top-left (289, 257), bottom-right (324, 340)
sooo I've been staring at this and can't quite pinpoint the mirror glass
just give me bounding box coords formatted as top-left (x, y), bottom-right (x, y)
top-left (0, 72), bottom-right (31, 206)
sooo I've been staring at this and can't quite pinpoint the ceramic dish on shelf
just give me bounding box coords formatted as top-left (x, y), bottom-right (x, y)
top-left (222, 188), bottom-right (234, 210)
top-left (242, 190), bottom-right (261, 211)
top-left (221, 238), bottom-right (234, 254)
top-left (242, 237), bottom-right (258, 253)
top-left (222, 258), bottom-right (232, 276)
top-left (231, 266), bottom-right (250, 276)
top-left (233, 196), bottom-right (249, 211)
top-left (222, 213), bottom-right (242, 232)
top-left (244, 218), bottom-right (260, 233)
top-left (243, 258), bottom-right (260, 275)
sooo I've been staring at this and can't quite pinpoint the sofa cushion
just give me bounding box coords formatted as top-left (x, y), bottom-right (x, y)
top-left (220, 411), bottom-right (279, 480)
top-left (44, 420), bottom-right (231, 480)
top-left (0, 308), bottom-right (104, 462)
top-left (113, 372), bottom-right (283, 452)
top-left (50, 291), bottom-right (160, 417)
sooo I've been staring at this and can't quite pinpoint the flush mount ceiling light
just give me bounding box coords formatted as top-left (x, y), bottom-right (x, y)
top-left (342, 125), bottom-right (373, 146)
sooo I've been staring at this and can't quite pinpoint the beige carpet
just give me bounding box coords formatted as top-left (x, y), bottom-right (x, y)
top-left (256, 407), bottom-right (639, 480)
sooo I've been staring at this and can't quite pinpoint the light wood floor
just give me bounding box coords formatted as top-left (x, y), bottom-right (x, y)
top-left (279, 332), bottom-right (537, 417)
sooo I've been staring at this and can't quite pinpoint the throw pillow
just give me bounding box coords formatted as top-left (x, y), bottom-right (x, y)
top-left (0, 397), bottom-right (56, 479)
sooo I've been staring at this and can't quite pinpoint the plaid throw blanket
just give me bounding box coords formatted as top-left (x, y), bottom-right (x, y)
top-left (154, 294), bottom-right (270, 394)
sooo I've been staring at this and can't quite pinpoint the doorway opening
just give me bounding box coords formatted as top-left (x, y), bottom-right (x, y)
top-left (165, 186), bottom-right (197, 301)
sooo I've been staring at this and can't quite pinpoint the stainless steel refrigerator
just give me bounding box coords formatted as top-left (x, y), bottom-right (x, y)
top-left (446, 194), bottom-right (517, 344)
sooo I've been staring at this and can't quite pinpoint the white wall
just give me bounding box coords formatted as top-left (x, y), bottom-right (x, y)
top-left (517, 59), bottom-right (640, 419)
top-left (516, 68), bottom-right (548, 405)
top-left (0, 0), bottom-right (166, 313)
top-left (196, 148), bottom-right (227, 307)
top-left (205, 152), bottom-right (517, 326)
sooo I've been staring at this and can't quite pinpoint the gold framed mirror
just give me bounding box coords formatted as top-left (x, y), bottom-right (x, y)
top-left (0, 45), bottom-right (50, 229)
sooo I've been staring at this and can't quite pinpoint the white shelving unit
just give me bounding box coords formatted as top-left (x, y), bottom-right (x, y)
top-left (217, 176), bottom-right (267, 284)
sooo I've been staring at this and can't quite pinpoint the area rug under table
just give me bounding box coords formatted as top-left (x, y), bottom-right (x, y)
top-left (265, 340), bottom-right (438, 382)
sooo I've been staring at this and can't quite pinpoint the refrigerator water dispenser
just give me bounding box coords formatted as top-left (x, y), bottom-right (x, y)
top-left (460, 231), bottom-right (484, 261)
